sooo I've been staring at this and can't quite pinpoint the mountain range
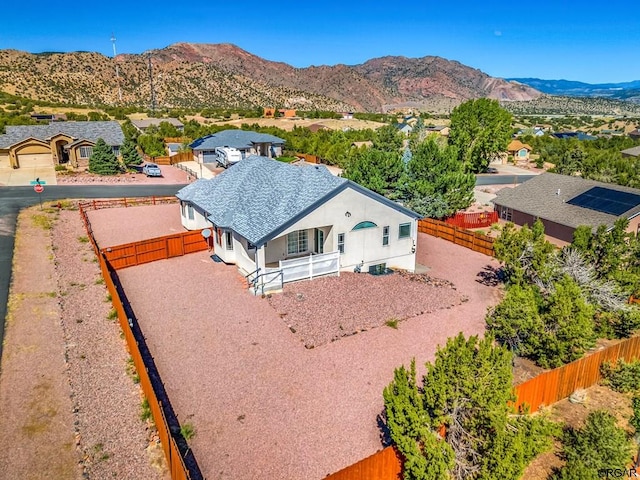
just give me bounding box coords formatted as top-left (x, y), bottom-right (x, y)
top-left (0, 43), bottom-right (540, 112)
top-left (508, 78), bottom-right (640, 103)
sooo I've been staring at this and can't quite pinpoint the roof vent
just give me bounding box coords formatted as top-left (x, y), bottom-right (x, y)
top-left (556, 189), bottom-right (561, 196)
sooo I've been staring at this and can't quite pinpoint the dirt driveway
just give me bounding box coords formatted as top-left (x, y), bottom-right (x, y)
top-left (108, 217), bottom-right (501, 480)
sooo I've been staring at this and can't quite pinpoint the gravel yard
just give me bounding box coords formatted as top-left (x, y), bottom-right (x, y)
top-left (56, 164), bottom-right (190, 185)
top-left (269, 271), bottom-right (463, 347)
top-left (104, 202), bottom-right (502, 479)
top-left (87, 203), bottom-right (183, 247)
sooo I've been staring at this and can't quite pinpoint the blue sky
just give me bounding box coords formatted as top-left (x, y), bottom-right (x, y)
top-left (2, 1), bottom-right (639, 84)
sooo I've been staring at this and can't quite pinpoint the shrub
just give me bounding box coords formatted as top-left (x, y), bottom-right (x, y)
top-left (180, 422), bottom-right (195, 441)
top-left (601, 359), bottom-right (640, 393)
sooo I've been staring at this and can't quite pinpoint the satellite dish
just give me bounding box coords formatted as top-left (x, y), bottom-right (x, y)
top-left (201, 228), bottom-right (212, 239)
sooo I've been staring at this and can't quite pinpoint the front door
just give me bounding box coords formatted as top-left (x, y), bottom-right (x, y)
top-left (314, 228), bottom-right (324, 254)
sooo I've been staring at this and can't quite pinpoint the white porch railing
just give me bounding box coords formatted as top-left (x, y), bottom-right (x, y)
top-left (278, 251), bottom-right (340, 283)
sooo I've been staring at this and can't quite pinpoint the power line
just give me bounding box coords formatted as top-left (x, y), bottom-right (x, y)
top-left (110, 33), bottom-right (122, 103)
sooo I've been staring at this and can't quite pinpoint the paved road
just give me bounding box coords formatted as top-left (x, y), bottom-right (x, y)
top-left (0, 184), bottom-right (187, 363)
top-left (475, 174), bottom-right (536, 185)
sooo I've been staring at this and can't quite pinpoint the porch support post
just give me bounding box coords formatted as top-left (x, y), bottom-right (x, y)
top-left (309, 253), bottom-right (313, 280)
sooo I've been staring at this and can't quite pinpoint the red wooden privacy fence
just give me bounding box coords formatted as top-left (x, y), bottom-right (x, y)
top-left (418, 218), bottom-right (496, 257)
top-left (103, 231), bottom-right (209, 270)
top-left (325, 446), bottom-right (402, 480)
top-left (79, 199), bottom-right (191, 479)
top-left (445, 211), bottom-right (499, 229)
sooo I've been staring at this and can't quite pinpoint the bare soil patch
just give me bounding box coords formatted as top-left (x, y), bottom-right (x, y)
top-left (268, 271), bottom-right (463, 348)
top-left (0, 203), bottom-right (167, 480)
top-left (56, 164), bottom-right (189, 185)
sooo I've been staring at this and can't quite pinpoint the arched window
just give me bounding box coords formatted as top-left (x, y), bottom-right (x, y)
top-left (351, 221), bottom-right (377, 230)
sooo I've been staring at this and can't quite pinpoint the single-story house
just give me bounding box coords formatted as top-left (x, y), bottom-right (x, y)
top-left (130, 118), bottom-right (184, 133)
top-left (396, 122), bottom-right (413, 136)
top-left (507, 140), bottom-right (532, 162)
top-left (278, 109), bottom-right (297, 118)
top-left (30, 113), bottom-right (66, 122)
top-left (628, 128), bottom-right (640, 141)
top-left (189, 130), bottom-right (285, 164)
top-left (425, 125), bottom-right (450, 136)
top-left (340, 112), bottom-right (354, 120)
top-left (263, 108), bottom-right (276, 118)
top-left (621, 146), bottom-right (640, 158)
top-left (0, 121), bottom-right (124, 169)
top-left (492, 172), bottom-right (640, 244)
top-left (351, 141), bottom-right (373, 149)
top-left (176, 156), bottom-right (421, 291)
top-left (551, 131), bottom-right (597, 141)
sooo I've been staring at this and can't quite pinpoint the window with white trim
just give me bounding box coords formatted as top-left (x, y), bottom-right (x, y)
top-left (187, 204), bottom-right (194, 220)
top-left (382, 226), bottom-right (389, 246)
top-left (112, 146), bottom-right (120, 157)
top-left (399, 222), bottom-right (411, 239)
top-left (499, 206), bottom-right (512, 221)
top-left (287, 230), bottom-right (308, 255)
top-left (337, 233), bottom-right (345, 254)
top-left (79, 146), bottom-right (93, 158)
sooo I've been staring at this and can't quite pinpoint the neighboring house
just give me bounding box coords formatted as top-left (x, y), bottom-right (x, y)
top-left (0, 121), bottom-right (124, 170)
top-left (176, 156), bottom-right (421, 290)
top-left (278, 109), bottom-right (297, 118)
top-left (351, 141), bottom-right (373, 149)
top-left (166, 142), bottom-right (182, 157)
top-left (396, 122), bottom-right (413, 136)
top-left (621, 146), bottom-right (640, 158)
top-left (130, 118), bottom-right (184, 133)
top-left (340, 112), bottom-right (354, 120)
top-left (263, 108), bottom-right (276, 118)
top-left (30, 113), bottom-right (66, 122)
top-left (424, 125), bottom-right (450, 136)
top-left (629, 128), bottom-right (640, 141)
top-left (515, 126), bottom-right (545, 137)
top-left (492, 173), bottom-right (640, 244)
top-left (551, 131), bottom-right (597, 140)
top-left (507, 139), bottom-right (532, 162)
top-left (190, 130), bottom-right (285, 164)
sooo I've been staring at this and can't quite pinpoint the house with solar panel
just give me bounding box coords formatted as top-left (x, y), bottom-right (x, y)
top-left (189, 130), bottom-right (285, 165)
top-left (492, 172), bottom-right (640, 245)
top-left (176, 156), bottom-right (421, 292)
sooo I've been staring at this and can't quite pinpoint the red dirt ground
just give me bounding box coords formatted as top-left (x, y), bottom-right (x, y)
top-left (87, 203), bottom-right (502, 480)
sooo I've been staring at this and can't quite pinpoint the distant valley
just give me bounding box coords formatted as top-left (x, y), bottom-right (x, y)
top-left (508, 78), bottom-right (640, 104)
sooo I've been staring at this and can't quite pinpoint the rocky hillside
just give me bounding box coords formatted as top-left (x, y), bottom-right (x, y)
top-left (0, 42), bottom-right (541, 112)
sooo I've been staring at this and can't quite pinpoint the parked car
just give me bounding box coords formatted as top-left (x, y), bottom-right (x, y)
top-left (486, 167), bottom-right (499, 174)
top-left (142, 163), bottom-right (162, 177)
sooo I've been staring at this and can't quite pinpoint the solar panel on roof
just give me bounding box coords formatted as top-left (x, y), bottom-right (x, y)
top-left (567, 186), bottom-right (640, 216)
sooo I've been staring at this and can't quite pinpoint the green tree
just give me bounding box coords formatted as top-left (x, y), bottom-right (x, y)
top-left (88, 138), bottom-right (121, 175)
top-left (384, 334), bottom-right (555, 480)
top-left (539, 275), bottom-right (595, 367)
top-left (402, 138), bottom-right (475, 217)
top-left (552, 410), bottom-right (633, 480)
top-left (121, 137), bottom-right (142, 167)
top-left (449, 99), bottom-right (512, 173)
top-left (343, 148), bottom-right (404, 197)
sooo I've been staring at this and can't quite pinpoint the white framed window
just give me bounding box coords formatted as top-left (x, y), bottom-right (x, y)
top-left (79, 146), bottom-right (93, 158)
top-left (287, 230), bottom-right (308, 255)
top-left (499, 206), bottom-right (512, 221)
top-left (180, 201), bottom-right (186, 217)
top-left (382, 226), bottom-right (389, 246)
top-left (337, 233), bottom-right (345, 254)
top-left (225, 231), bottom-right (233, 250)
top-left (399, 223), bottom-right (411, 239)
top-left (187, 204), bottom-right (194, 220)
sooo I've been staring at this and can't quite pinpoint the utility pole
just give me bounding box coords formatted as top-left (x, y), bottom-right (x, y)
top-left (110, 33), bottom-right (122, 103)
top-left (148, 53), bottom-right (156, 113)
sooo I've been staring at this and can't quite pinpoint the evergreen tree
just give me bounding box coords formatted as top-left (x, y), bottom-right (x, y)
top-left (552, 410), bottom-right (633, 480)
top-left (384, 334), bottom-right (555, 480)
top-left (121, 137), bottom-right (142, 167)
top-left (88, 138), bottom-right (121, 175)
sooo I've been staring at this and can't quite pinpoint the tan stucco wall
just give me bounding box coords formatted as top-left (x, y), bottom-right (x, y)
top-left (0, 152), bottom-right (10, 168)
top-left (627, 214), bottom-right (640, 235)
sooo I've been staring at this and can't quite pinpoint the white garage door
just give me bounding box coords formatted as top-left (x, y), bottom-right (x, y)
top-left (17, 153), bottom-right (52, 167)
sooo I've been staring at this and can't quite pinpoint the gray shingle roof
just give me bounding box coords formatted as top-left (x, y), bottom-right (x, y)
top-left (130, 118), bottom-right (183, 129)
top-left (189, 130), bottom-right (285, 151)
top-left (492, 172), bottom-right (640, 230)
top-left (0, 121), bottom-right (124, 148)
top-left (621, 145), bottom-right (640, 157)
top-left (176, 156), bottom-right (419, 245)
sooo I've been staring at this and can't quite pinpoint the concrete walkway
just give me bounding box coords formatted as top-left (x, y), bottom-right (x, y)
top-left (0, 166), bottom-right (57, 186)
top-left (175, 161), bottom-right (218, 179)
